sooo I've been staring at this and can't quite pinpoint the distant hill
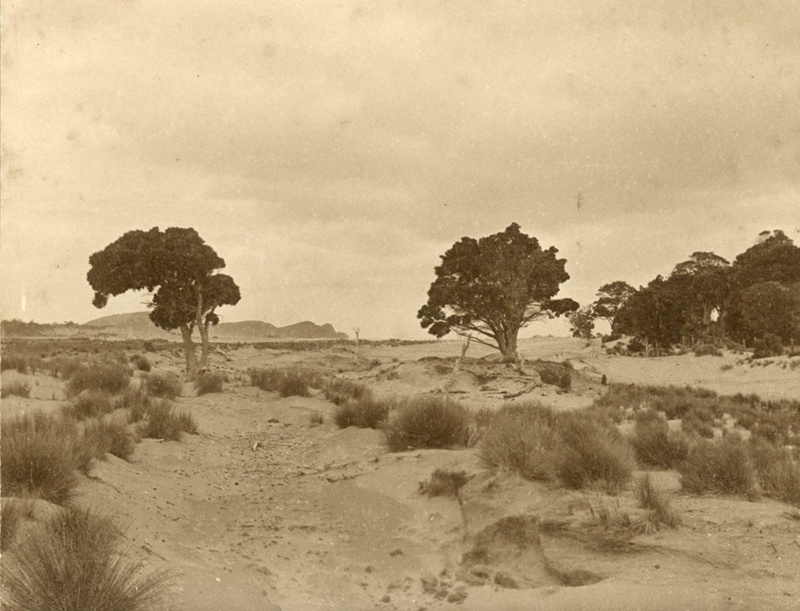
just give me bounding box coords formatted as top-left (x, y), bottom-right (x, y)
top-left (82, 312), bottom-right (348, 340)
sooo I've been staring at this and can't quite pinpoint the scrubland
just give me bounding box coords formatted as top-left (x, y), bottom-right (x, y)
top-left (2, 336), bottom-right (800, 610)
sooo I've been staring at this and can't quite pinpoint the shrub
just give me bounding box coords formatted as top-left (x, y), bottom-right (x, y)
top-left (145, 371), bottom-right (182, 399)
top-left (678, 436), bottom-right (757, 496)
top-left (749, 439), bottom-right (800, 507)
top-left (1, 499), bottom-right (34, 553)
top-left (693, 343), bottom-right (723, 357)
top-left (479, 403), bottom-right (561, 481)
top-left (1, 413), bottom-right (79, 505)
top-left (115, 387), bottom-right (152, 423)
top-left (384, 397), bottom-right (470, 452)
top-left (0, 506), bottom-right (170, 611)
top-left (584, 496), bottom-right (651, 552)
top-left (83, 418), bottom-right (137, 462)
top-left (195, 371), bottom-right (225, 395)
top-left (636, 474), bottom-right (681, 528)
top-left (139, 400), bottom-right (197, 440)
top-left (557, 417), bottom-right (636, 494)
top-left (1, 354), bottom-right (29, 373)
top-left (535, 361), bottom-right (572, 392)
top-left (334, 396), bottom-right (390, 429)
top-left (65, 363), bottom-right (131, 398)
top-left (249, 367), bottom-right (319, 397)
top-left (418, 469), bottom-right (471, 498)
top-left (631, 418), bottom-right (690, 468)
top-left (62, 390), bottom-right (115, 421)
top-left (47, 356), bottom-right (85, 380)
top-left (309, 412), bottom-right (325, 425)
top-left (1, 380), bottom-right (32, 399)
top-left (129, 354), bottom-right (152, 372)
top-left (323, 378), bottom-right (372, 405)
top-left (753, 333), bottom-right (784, 359)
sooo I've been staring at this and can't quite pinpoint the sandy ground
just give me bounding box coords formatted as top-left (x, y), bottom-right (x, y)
top-left (2, 337), bottom-right (800, 610)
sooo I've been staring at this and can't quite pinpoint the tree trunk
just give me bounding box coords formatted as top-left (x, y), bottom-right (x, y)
top-left (180, 323), bottom-right (200, 381)
top-left (497, 330), bottom-right (519, 364)
top-left (198, 322), bottom-right (210, 369)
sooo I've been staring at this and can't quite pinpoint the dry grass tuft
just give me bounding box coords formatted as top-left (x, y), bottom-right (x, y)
top-left (334, 396), bottom-right (390, 429)
top-left (384, 396), bottom-right (471, 451)
top-left (1, 380), bottom-right (32, 399)
top-left (636, 474), bottom-right (682, 528)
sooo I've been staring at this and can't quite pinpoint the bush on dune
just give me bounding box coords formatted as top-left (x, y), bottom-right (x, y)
top-left (631, 417), bottom-right (690, 469)
top-left (0, 506), bottom-right (170, 611)
top-left (249, 367), bottom-right (321, 397)
top-left (139, 399), bottom-right (197, 441)
top-left (334, 396), bottom-right (390, 429)
top-left (83, 418), bottom-right (137, 462)
top-left (144, 371), bottom-right (182, 399)
top-left (479, 403), bottom-right (561, 481)
top-left (195, 371), bottom-right (225, 395)
top-left (678, 435), bottom-right (757, 496)
top-left (323, 378), bottom-right (372, 406)
top-left (62, 389), bottom-right (116, 421)
top-left (1, 412), bottom-right (79, 505)
top-left (65, 363), bottom-right (131, 398)
top-left (384, 397), bottom-right (471, 452)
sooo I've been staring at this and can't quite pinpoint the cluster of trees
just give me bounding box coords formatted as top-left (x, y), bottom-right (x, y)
top-left (576, 230), bottom-right (800, 354)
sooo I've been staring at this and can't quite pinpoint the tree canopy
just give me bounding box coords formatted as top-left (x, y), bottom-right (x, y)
top-left (87, 227), bottom-right (241, 379)
top-left (417, 223), bottom-right (577, 363)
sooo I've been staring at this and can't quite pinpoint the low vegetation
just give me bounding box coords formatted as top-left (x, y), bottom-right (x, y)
top-left (65, 363), bottom-right (131, 398)
top-left (418, 469), bottom-right (471, 498)
top-left (138, 399), bottom-right (198, 440)
top-left (195, 370), bottom-right (225, 395)
top-left (249, 367), bottom-right (322, 398)
top-left (678, 435), bottom-right (758, 496)
top-left (384, 397), bottom-right (471, 452)
top-left (1, 412), bottom-right (80, 505)
top-left (129, 353), bottom-right (152, 372)
top-left (334, 396), bottom-right (391, 429)
top-left (0, 506), bottom-right (170, 611)
top-left (1, 379), bottom-right (32, 399)
top-left (533, 361), bottom-right (572, 391)
top-left (144, 371), bottom-right (183, 399)
top-left (62, 389), bottom-right (116, 420)
top-left (83, 418), bottom-right (137, 462)
top-left (631, 416), bottom-right (690, 469)
top-left (636, 475), bottom-right (681, 528)
top-left (323, 378), bottom-right (372, 405)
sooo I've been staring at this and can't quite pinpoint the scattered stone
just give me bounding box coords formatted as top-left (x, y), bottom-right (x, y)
top-left (268, 418), bottom-right (280, 423)
top-left (389, 548), bottom-right (404, 556)
top-left (365, 565), bottom-right (376, 573)
top-left (381, 594), bottom-right (391, 603)
top-left (447, 590), bottom-right (468, 604)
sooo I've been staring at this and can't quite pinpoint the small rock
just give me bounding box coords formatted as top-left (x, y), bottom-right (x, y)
top-left (381, 594), bottom-right (391, 603)
top-left (420, 574), bottom-right (438, 593)
top-left (365, 565), bottom-right (376, 573)
top-left (494, 571), bottom-right (520, 589)
top-left (447, 590), bottom-right (468, 604)
top-left (389, 548), bottom-right (404, 556)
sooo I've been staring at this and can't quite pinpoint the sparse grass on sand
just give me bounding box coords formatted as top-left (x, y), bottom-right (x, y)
top-left (139, 399), bottom-right (198, 440)
top-left (678, 435), bottom-right (758, 497)
top-left (83, 418), bottom-right (137, 462)
top-left (0, 506), bottom-right (171, 611)
top-left (479, 402), bottom-right (561, 481)
top-left (323, 378), bottom-right (372, 406)
top-left (636, 474), bottom-right (682, 528)
top-left (384, 396), bottom-right (471, 452)
top-left (1, 412), bottom-right (79, 505)
top-left (557, 415), bottom-right (636, 494)
top-left (584, 495), bottom-right (653, 552)
top-left (249, 367), bottom-right (322, 398)
top-left (1, 379), bottom-right (32, 399)
top-left (195, 371), bottom-right (225, 395)
top-left (65, 363), bottom-right (131, 398)
top-left (144, 371), bottom-right (183, 400)
top-left (62, 389), bottom-right (116, 421)
top-left (334, 396), bottom-right (390, 429)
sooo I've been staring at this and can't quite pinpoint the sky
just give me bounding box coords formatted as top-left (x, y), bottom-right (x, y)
top-left (2, 1), bottom-right (798, 340)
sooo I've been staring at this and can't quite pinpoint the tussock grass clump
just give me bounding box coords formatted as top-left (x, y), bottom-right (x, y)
top-left (249, 367), bottom-right (322, 397)
top-left (195, 371), bottom-right (225, 395)
top-left (115, 387), bottom-right (152, 423)
top-left (1, 413), bottom-right (79, 505)
top-left (1, 354), bottom-right (30, 373)
top-left (584, 496), bottom-right (652, 552)
top-left (384, 397), bottom-right (471, 452)
top-left (693, 343), bottom-right (723, 357)
top-left (1, 380), bottom-right (32, 398)
top-left (47, 356), bottom-right (85, 380)
top-left (334, 396), bottom-right (390, 429)
top-left (479, 403), bottom-right (561, 481)
top-left (534, 361), bottom-right (572, 392)
top-left (144, 371), bottom-right (182, 399)
top-left (0, 506), bottom-right (170, 611)
top-left (129, 353), bottom-right (152, 372)
top-left (83, 418), bottom-right (137, 462)
top-left (418, 469), bottom-right (472, 498)
top-left (557, 417), bottom-right (636, 494)
top-left (636, 475), bottom-right (681, 528)
top-left (1, 499), bottom-right (34, 553)
top-left (139, 400), bottom-right (197, 441)
top-left (323, 378), bottom-right (372, 405)
top-left (65, 363), bottom-right (131, 398)
top-left (631, 417), bottom-right (690, 469)
top-left (749, 439), bottom-right (800, 507)
top-left (62, 390), bottom-right (115, 421)
top-left (678, 435), bottom-right (757, 496)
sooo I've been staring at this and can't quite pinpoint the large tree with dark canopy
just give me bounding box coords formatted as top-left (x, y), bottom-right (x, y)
top-left (417, 223), bottom-right (577, 363)
top-left (88, 227), bottom-right (241, 380)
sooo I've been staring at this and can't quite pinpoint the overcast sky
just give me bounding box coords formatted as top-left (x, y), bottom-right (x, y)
top-left (2, 1), bottom-right (798, 339)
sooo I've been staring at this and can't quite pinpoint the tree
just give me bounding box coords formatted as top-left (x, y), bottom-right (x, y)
top-left (615, 277), bottom-right (684, 355)
top-left (417, 223), bottom-right (577, 363)
top-left (593, 281), bottom-right (636, 332)
top-left (726, 281), bottom-right (800, 346)
top-left (730, 230), bottom-right (800, 289)
top-left (669, 251), bottom-right (730, 341)
top-left (568, 305), bottom-right (595, 342)
top-left (88, 227), bottom-right (241, 380)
